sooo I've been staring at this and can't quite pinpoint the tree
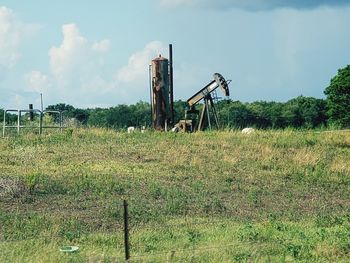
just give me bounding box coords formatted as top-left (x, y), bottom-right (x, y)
top-left (87, 108), bottom-right (108, 127)
top-left (46, 103), bottom-right (75, 115)
top-left (266, 102), bottom-right (286, 128)
top-left (45, 103), bottom-right (89, 125)
top-left (283, 96), bottom-right (327, 128)
top-left (46, 103), bottom-right (75, 122)
top-left (173, 100), bottom-right (187, 124)
top-left (72, 108), bottom-right (89, 124)
top-left (324, 65), bottom-right (350, 127)
top-left (218, 100), bottom-right (254, 129)
top-left (129, 101), bottom-right (151, 127)
top-left (247, 101), bottom-right (273, 128)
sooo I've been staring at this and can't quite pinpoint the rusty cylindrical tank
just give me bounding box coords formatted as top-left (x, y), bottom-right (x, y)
top-left (151, 55), bottom-right (170, 130)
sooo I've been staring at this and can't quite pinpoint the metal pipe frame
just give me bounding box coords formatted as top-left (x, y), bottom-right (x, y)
top-left (2, 109), bottom-right (66, 137)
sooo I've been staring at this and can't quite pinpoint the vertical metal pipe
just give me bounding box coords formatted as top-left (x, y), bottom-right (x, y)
top-left (40, 93), bottom-right (43, 112)
top-left (169, 44), bottom-right (174, 126)
top-left (149, 64), bottom-right (153, 128)
top-left (17, 110), bottom-right (21, 134)
top-left (2, 110), bottom-right (6, 137)
top-left (39, 111), bottom-right (42, 135)
top-left (123, 200), bottom-right (130, 261)
top-left (60, 111), bottom-right (63, 132)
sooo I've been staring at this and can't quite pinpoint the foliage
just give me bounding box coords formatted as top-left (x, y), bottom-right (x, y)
top-left (87, 101), bottom-right (151, 128)
top-left (46, 103), bottom-right (75, 116)
top-left (217, 96), bottom-right (327, 129)
top-left (0, 108), bottom-right (18, 124)
top-left (282, 96), bottom-right (327, 128)
top-left (72, 108), bottom-right (89, 124)
top-left (173, 100), bottom-right (187, 124)
top-left (44, 96), bottom-right (329, 130)
top-left (324, 65), bottom-right (350, 128)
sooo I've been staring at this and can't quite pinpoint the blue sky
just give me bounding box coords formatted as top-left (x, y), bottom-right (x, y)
top-left (1, 0), bottom-right (350, 109)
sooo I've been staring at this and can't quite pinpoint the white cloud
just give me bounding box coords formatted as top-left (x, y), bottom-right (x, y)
top-left (14, 23), bottom-right (115, 108)
top-left (25, 71), bottom-right (51, 93)
top-left (0, 6), bottom-right (39, 68)
top-left (23, 22), bottom-right (165, 107)
top-left (117, 41), bottom-right (166, 83)
top-left (92, 39), bottom-right (111, 53)
top-left (49, 24), bottom-right (88, 85)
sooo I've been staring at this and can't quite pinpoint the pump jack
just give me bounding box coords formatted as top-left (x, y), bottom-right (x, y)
top-left (176, 73), bottom-right (230, 132)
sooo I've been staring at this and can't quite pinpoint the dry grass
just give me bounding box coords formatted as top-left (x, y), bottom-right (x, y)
top-left (0, 128), bottom-right (349, 262)
top-left (0, 177), bottom-right (26, 198)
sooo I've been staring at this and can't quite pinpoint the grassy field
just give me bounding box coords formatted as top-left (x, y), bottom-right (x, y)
top-left (0, 128), bottom-right (349, 262)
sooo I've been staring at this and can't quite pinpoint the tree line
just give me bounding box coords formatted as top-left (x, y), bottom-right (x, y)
top-left (0, 96), bottom-right (331, 129)
top-left (1, 65), bottom-right (349, 129)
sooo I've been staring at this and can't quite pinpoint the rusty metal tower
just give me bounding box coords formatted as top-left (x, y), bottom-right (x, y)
top-left (149, 44), bottom-right (174, 131)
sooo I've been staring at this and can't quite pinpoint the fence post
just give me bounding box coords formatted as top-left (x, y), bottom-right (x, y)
top-left (39, 110), bottom-right (43, 135)
top-left (59, 111), bottom-right (63, 132)
top-left (123, 200), bottom-right (130, 262)
top-left (17, 110), bottom-right (21, 134)
top-left (2, 110), bottom-right (6, 137)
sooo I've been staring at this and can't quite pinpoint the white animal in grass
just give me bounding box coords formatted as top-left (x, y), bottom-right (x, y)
top-left (127, 126), bottom-right (135, 133)
top-left (242, 127), bottom-right (254, 134)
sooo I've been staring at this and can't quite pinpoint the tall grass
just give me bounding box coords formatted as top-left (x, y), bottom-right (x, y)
top-left (0, 128), bottom-right (349, 262)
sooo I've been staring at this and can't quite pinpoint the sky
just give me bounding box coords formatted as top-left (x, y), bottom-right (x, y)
top-left (0, 0), bottom-right (350, 110)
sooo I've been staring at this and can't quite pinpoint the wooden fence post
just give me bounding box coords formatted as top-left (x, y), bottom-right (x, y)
top-left (123, 200), bottom-right (130, 262)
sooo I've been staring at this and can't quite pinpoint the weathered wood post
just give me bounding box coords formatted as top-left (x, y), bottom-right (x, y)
top-left (123, 200), bottom-right (130, 262)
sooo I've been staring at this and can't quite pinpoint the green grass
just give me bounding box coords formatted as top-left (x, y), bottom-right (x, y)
top-left (0, 128), bottom-right (350, 262)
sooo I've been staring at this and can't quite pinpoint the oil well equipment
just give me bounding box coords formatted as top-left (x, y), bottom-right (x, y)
top-left (149, 44), bottom-right (230, 132)
top-left (177, 73), bottom-right (230, 132)
top-left (149, 44), bottom-right (174, 131)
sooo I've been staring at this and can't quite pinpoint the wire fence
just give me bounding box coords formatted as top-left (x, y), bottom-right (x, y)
top-left (0, 199), bottom-right (252, 262)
